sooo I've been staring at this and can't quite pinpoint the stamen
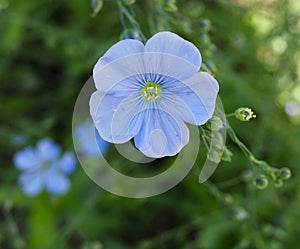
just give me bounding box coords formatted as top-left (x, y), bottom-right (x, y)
top-left (140, 82), bottom-right (162, 101)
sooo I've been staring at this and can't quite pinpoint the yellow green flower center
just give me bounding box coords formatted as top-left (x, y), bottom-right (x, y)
top-left (140, 82), bottom-right (161, 101)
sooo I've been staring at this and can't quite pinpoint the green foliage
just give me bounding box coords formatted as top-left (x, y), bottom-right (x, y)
top-left (1, 0), bottom-right (300, 248)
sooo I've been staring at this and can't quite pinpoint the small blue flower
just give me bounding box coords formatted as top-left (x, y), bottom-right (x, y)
top-left (75, 119), bottom-right (110, 156)
top-left (90, 31), bottom-right (219, 158)
top-left (13, 138), bottom-right (77, 196)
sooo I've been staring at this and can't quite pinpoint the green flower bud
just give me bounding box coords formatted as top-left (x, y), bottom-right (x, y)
top-left (199, 32), bottom-right (210, 44)
top-left (209, 116), bottom-right (224, 131)
top-left (242, 170), bottom-right (253, 181)
top-left (254, 175), bottom-right (268, 189)
top-left (121, 29), bottom-right (140, 40)
top-left (207, 149), bottom-right (221, 164)
top-left (199, 19), bottom-right (211, 32)
top-left (270, 170), bottom-right (281, 181)
top-left (211, 131), bottom-right (224, 151)
top-left (274, 178), bottom-right (283, 188)
top-left (235, 107), bottom-right (256, 121)
top-left (223, 194), bottom-right (234, 204)
top-left (232, 206), bottom-right (249, 221)
top-left (221, 146), bottom-right (233, 162)
top-left (280, 167), bottom-right (291, 180)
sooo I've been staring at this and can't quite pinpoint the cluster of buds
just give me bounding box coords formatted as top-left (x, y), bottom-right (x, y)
top-left (270, 167), bottom-right (292, 187)
top-left (253, 165), bottom-right (292, 190)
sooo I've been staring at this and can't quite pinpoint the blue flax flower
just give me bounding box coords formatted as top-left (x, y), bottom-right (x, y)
top-left (90, 31), bottom-right (219, 158)
top-left (13, 138), bottom-right (77, 196)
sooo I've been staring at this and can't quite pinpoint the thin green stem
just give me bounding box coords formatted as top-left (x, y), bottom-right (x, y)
top-left (204, 180), bottom-right (225, 204)
top-left (226, 113), bottom-right (236, 118)
top-left (117, 0), bottom-right (147, 42)
top-left (249, 161), bottom-right (259, 178)
top-left (199, 127), bottom-right (211, 151)
top-left (216, 175), bottom-right (243, 188)
top-left (226, 124), bottom-right (259, 164)
top-left (226, 122), bottom-right (274, 175)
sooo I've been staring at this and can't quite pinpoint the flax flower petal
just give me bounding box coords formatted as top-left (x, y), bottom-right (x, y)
top-left (18, 172), bottom-right (44, 196)
top-left (45, 168), bottom-right (70, 195)
top-left (134, 109), bottom-right (189, 158)
top-left (91, 92), bottom-right (144, 143)
top-left (145, 31), bottom-right (202, 71)
top-left (13, 147), bottom-right (39, 171)
top-left (175, 72), bottom-right (219, 125)
top-left (93, 39), bottom-right (144, 74)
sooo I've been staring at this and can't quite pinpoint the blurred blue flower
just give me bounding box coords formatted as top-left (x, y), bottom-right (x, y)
top-left (285, 100), bottom-right (300, 117)
top-left (90, 31), bottom-right (219, 158)
top-left (13, 138), bottom-right (77, 196)
top-left (75, 119), bottom-right (110, 156)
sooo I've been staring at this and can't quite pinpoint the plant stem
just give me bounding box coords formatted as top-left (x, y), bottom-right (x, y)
top-left (226, 122), bottom-right (273, 175)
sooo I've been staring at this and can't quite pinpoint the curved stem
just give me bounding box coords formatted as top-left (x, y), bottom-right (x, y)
top-left (226, 122), bottom-right (272, 174)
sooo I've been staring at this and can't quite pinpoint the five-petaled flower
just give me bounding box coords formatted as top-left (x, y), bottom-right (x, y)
top-left (90, 31), bottom-right (219, 158)
top-left (13, 138), bottom-right (77, 196)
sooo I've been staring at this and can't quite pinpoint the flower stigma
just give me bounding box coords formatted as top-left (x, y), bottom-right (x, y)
top-left (140, 82), bottom-right (161, 101)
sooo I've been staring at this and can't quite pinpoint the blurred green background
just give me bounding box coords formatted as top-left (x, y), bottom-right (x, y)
top-left (1, 0), bottom-right (300, 248)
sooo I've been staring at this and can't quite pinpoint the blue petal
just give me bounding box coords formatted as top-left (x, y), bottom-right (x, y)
top-left (45, 168), bottom-right (70, 195)
top-left (93, 53), bottom-right (147, 92)
top-left (91, 92), bottom-right (144, 144)
top-left (173, 72), bottom-right (219, 125)
top-left (75, 119), bottom-right (110, 156)
top-left (134, 109), bottom-right (189, 158)
top-left (142, 52), bottom-right (199, 82)
top-left (54, 152), bottom-right (77, 175)
top-left (93, 47), bottom-right (197, 93)
top-left (93, 39), bottom-right (144, 74)
top-left (18, 172), bottom-right (44, 196)
top-left (13, 147), bottom-right (39, 171)
top-left (159, 94), bottom-right (198, 125)
top-left (36, 138), bottom-right (61, 162)
top-left (145, 31), bottom-right (202, 71)
top-left (95, 128), bottom-right (110, 155)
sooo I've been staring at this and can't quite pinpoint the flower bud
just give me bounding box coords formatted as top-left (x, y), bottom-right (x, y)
top-left (232, 206), bottom-right (249, 221)
top-left (209, 116), bottom-right (224, 131)
top-left (274, 178), bottom-right (283, 188)
top-left (254, 175), bottom-right (268, 189)
top-left (270, 170), bottom-right (281, 181)
top-left (199, 19), bottom-right (211, 32)
top-left (224, 194), bottom-right (234, 204)
top-left (279, 167), bottom-right (291, 180)
top-left (207, 149), bottom-right (221, 164)
top-left (235, 107), bottom-right (256, 121)
top-left (221, 146), bottom-right (233, 162)
top-left (121, 29), bottom-right (140, 40)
